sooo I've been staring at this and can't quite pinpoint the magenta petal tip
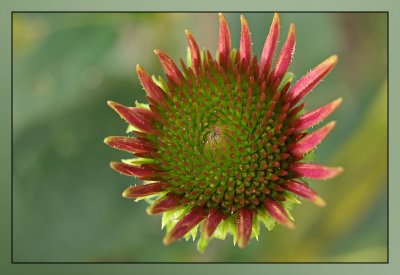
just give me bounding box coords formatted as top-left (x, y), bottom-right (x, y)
top-left (290, 54), bottom-right (338, 104)
top-left (154, 49), bottom-right (184, 86)
top-left (295, 98), bottom-right (342, 131)
top-left (185, 29), bottom-right (201, 75)
top-left (146, 195), bottom-right (181, 215)
top-left (202, 209), bottom-right (226, 240)
top-left (237, 208), bottom-right (253, 248)
top-left (291, 121), bottom-right (336, 155)
top-left (218, 12), bottom-right (232, 68)
top-left (284, 180), bottom-right (327, 207)
top-left (122, 182), bottom-right (169, 199)
top-left (264, 199), bottom-right (295, 229)
top-left (110, 161), bottom-right (158, 179)
top-left (136, 64), bottom-right (166, 105)
top-left (272, 23), bottom-right (296, 85)
top-left (104, 136), bottom-right (156, 154)
top-left (163, 207), bottom-right (207, 245)
top-left (291, 163), bottom-right (344, 180)
top-left (107, 101), bottom-right (158, 134)
top-left (260, 12), bottom-right (280, 77)
top-left (239, 15), bottom-right (252, 68)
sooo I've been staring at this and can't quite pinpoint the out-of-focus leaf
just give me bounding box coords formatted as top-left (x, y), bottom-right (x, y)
top-left (265, 81), bottom-right (387, 261)
top-left (13, 22), bottom-right (117, 132)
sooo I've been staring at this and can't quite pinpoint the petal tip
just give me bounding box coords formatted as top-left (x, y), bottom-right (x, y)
top-left (291, 163), bottom-right (344, 180)
top-left (162, 234), bottom-right (174, 245)
top-left (295, 98), bottom-right (343, 131)
top-left (289, 23), bottom-right (296, 36)
top-left (240, 14), bottom-right (248, 26)
top-left (328, 54), bottom-right (339, 65)
top-left (237, 240), bottom-right (248, 249)
top-left (285, 220), bottom-right (296, 230)
top-left (107, 100), bottom-right (117, 108)
top-left (135, 63), bottom-right (143, 73)
top-left (237, 208), bottom-right (253, 249)
top-left (153, 49), bottom-right (183, 85)
top-left (272, 12), bottom-right (280, 24)
top-left (326, 120), bottom-right (337, 129)
top-left (146, 206), bottom-right (154, 215)
top-left (325, 166), bottom-right (344, 179)
top-left (334, 97), bottom-right (343, 107)
top-left (121, 187), bottom-right (131, 199)
top-left (109, 161), bottom-right (118, 170)
top-left (103, 136), bottom-right (111, 145)
top-left (336, 166), bottom-right (344, 175)
top-left (219, 12), bottom-right (226, 22)
top-left (313, 196), bottom-right (327, 207)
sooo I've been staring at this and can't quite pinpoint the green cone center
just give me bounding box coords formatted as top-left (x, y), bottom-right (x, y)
top-left (154, 56), bottom-right (295, 213)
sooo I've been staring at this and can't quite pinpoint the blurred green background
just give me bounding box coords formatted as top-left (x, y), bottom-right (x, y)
top-left (12, 13), bottom-right (387, 262)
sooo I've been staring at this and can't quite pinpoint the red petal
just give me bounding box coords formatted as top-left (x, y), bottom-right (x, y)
top-left (107, 101), bottom-right (158, 134)
top-left (154, 50), bottom-right (184, 86)
top-left (122, 182), bottom-right (170, 198)
top-left (263, 198), bottom-right (295, 229)
top-left (110, 161), bottom-right (158, 179)
top-left (185, 30), bottom-right (201, 75)
top-left (146, 195), bottom-right (181, 215)
top-left (237, 208), bottom-right (253, 248)
top-left (163, 207), bottom-right (207, 245)
top-left (260, 13), bottom-right (280, 77)
top-left (239, 15), bottom-right (252, 69)
top-left (201, 208), bottom-right (227, 240)
top-left (283, 180), bottom-right (326, 207)
top-left (133, 106), bottom-right (159, 121)
top-left (291, 163), bottom-right (343, 179)
top-left (271, 23), bottom-right (296, 86)
top-left (104, 136), bottom-right (156, 154)
top-left (136, 65), bottom-right (166, 105)
top-left (218, 13), bottom-right (231, 68)
top-left (295, 98), bottom-right (342, 131)
top-left (290, 55), bottom-right (338, 105)
top-left (290, 121), bottom-right (336, 155)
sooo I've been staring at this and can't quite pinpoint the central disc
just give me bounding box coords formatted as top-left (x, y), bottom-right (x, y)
top-left (154, 54), bottom-right (293, 213)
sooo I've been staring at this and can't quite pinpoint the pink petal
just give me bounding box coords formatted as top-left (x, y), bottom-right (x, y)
top-left (290, 121), bottom-right (336, 155)
top-left (122, 182), bottom-right (170, 198)
top-left (109, 161), bottom-right (158, 179)
top-left (290, 163), bottom-right (343, 179)
top-left (218, 13), bottom-right (231, 68)
top-left (289, 55), bottom-right (338, 104)
top-left (239, 15), bottom-right (252, 69)
top-left (201, 208), bottom-right (227, 240)
top-left (237, 208), bottom-right (253, 248)
top-left (163, 207), bottom-right (207, 245)
top-left (107, 101), bottom-right (158, 134)
top-left (154, 49), bottom-right (184, 86)
top-left (283, 180), bottom-right (326, 207)
top-left (185, 30), bottom-right (201, 75)
top-left (295, 98), bottom-right (342, 131)
top-left (136, 65), bottom-right (166, 105)
top-left (260, 13), bottom-right (280, 77)
top-left (263, 198), bottom-right (295, 229)
top-left (146, 194), bottom-right (181, 215)
top-left (271, 23), bottom-right (296, 86)
top-left (104, 136), bottom-right (156, 154)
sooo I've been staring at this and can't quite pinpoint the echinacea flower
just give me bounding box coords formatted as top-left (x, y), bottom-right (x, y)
top-left (105, 13), bottom-right (343, 252)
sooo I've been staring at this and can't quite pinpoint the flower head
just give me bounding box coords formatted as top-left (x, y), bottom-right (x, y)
top-left (105, 13), bottom-right (343, 252)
